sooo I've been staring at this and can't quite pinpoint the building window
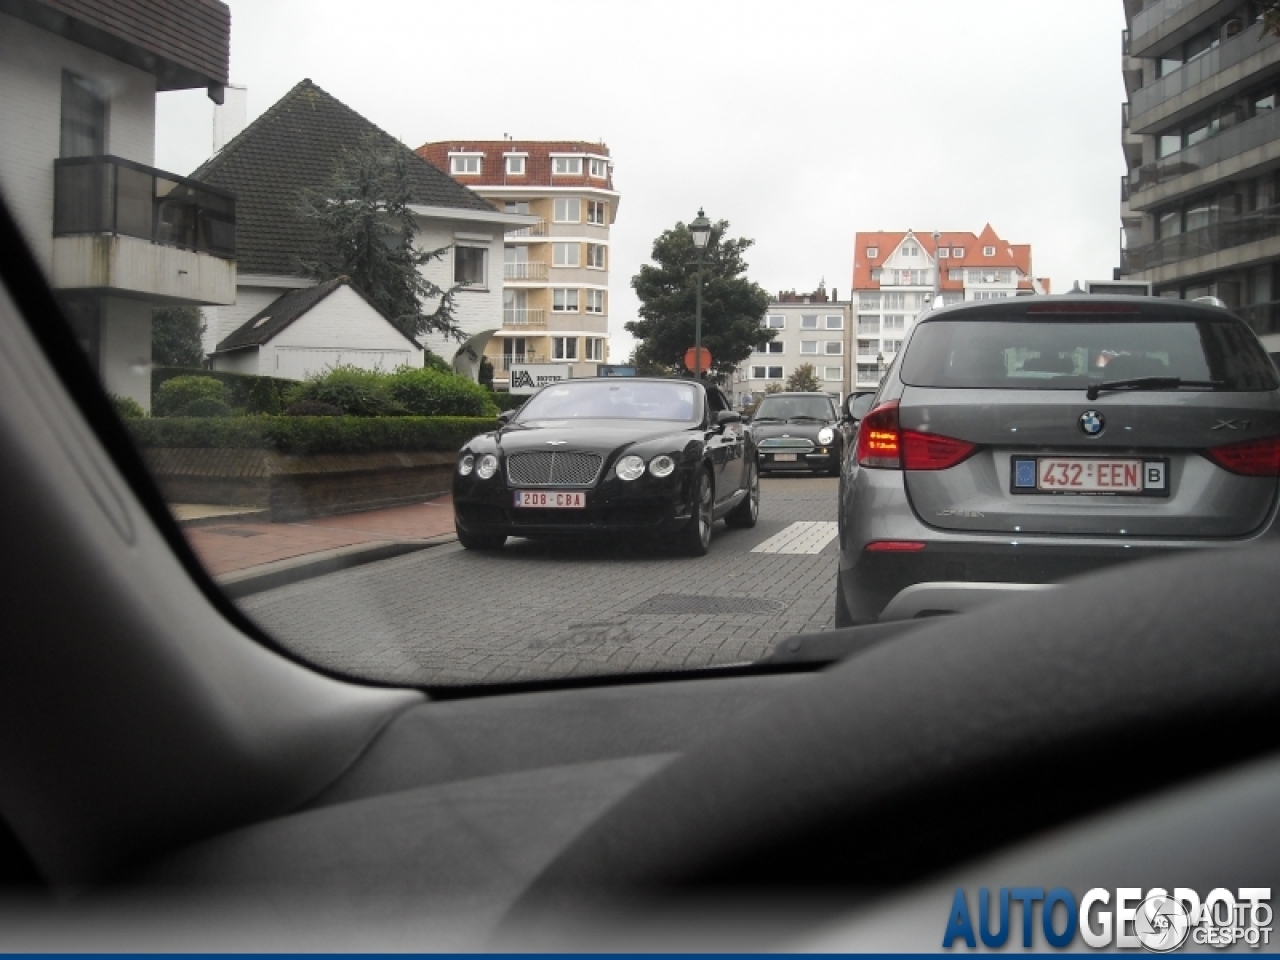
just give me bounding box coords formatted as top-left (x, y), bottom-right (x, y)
top-left (857, 364), bottom-right (880, 380)
top-left (857, 315), bottom-right (879, 332)
top-left (801, 341), bottom-right (819, 355)
top-left (938, 248), bottom-right (949, 258)
top-left (552, 288), bottom-right (579, 312)
top-left (859, 294), bottom-right (880, 309)
top-left (825, 315), bottom-right (843, 330)
top-left (983, 245), bottom-right (996, 257)
top-left (824, 366), bottom-right (843, 381)
top-left (824, 341), bottom-right (843, 355)
top-left (902, 244), bottom-right (918, 257)
top-left (585, 338), bottom-right (604, 361)
top-left (553, 156), bottom-right (583, 175)
top-left (450, 155), bottom-right (482, 175)
top-left (586, 289), bottom-right (605, 314)
top-left (751, 365), bottom-right (784, 380)
top-left (553, 242), bottom-right (580, 267)
top-left (553, 198), bottom-right (581, 223)
top-left (952, 247), bottom-right (965, 257)
top-left (505, 155), bottom-right (525, 175)
top-left (883, 293), bottom-right (905, 309)
top-left (552, 336), bottom-right (578, 360)
top-left (587, 200), bottom-right (608, 224)
top-left (858, 339), bottom-right (878, 354)
top-left (884, 339), bottom-right (903, 353)
top-left (866, 247), bottom-right (879, 258)
top-left (801, 315), bottom-right (819, 329)
top-left (588, 158), bottom-right (608, 178)
top-left (765, 315), bottom-right (785, 329)
top-left (756, 341), bottom-right (783, 354)
top-left (973, 291), bottom-right (1010, 300)
top-left (454, 246), bottom-right (487, 285)
top-left (884, 315), bottom-right (905, 330)
top-left (587, 243), bottom-right (607, 269)
top-left (60, 72), bottom-right (106, 157)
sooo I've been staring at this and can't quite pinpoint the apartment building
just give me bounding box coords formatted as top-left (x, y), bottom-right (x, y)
top-left (0, 0), bottom-right (234, 411)
top-left (735, 284), bottom-right (851, 405)
top-left (1117, 1), bottom-right (1280, 340)
top-left (852, 227), bottom-right (1049, 389)
top-left (417, 141), bottom-right (618, 389)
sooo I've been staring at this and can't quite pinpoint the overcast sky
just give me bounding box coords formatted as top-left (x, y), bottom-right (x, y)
top-left (156, 0), bottom-right (1127, 358)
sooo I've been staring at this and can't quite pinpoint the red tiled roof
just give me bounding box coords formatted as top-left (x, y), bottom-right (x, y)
top-left (852, 225), bottom-right (1043, 293)
top-left (415, 140), bottom-right (614, 190)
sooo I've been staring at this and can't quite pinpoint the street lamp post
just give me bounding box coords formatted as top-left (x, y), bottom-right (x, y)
top-left (689, 208), bottom-right (712, 380)
top-left (876, 351), bottom-right (885, 384)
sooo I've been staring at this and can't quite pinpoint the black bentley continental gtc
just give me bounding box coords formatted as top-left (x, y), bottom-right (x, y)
top-left (453, 378), bottom-right (759, 556)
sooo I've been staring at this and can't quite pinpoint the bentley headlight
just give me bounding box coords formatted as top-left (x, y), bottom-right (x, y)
top-left (649, 454), bottom-right (676, 478)
top-left (616, 455), bottom-right (646, 481)
top-left (476, 454), bottom-right (499, 479)
top-left (458, 454), bottom-right (475, 476)
top-left (818, 427), bottom-right (835, 445)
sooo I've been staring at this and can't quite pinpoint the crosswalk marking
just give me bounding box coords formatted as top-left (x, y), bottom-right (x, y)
top-left (750, 521), bottom-right (839, 555)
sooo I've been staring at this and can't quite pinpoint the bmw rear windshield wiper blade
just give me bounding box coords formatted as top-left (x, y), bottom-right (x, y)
top-left (1085, 377), bottom-right (1224, 401)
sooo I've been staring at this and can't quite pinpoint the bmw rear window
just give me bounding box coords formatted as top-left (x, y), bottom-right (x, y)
top-left (900, 317), bottom-right (1280, 391)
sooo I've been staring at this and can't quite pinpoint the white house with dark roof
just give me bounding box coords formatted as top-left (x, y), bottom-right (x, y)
top-left (193, 79), bottom-right (535, 375)
top-left (211, 277), bottom-right (423, 379)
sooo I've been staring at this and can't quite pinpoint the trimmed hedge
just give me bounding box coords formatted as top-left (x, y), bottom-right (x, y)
top-left (153, 366), bottom-right (294, 414)
top-left (387, 368), bottom-right (498, 417)
top-left (153, 376), bottom-right (229, 417)
top-left (126, 415), bottom-right (497, 455)
top-left (489, 391), bottom-right (528, 413)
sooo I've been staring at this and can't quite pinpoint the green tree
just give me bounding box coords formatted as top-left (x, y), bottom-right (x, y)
top-left (152, 306), bottom-right (206, 367)
top-left (786, 363), bottom-right (822, 392)
top-left (627, 217), bottom-right (773, 379)
top-left (296, 133), bottom-right (463, 342)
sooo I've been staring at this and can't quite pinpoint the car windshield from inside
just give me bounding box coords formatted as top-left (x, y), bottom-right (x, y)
top-left (514, 379), bottom-right (702, 422)
top-left (900, 314), bottom-right (1280, 392)
top-left (753, 395), bottom-right (836, 421)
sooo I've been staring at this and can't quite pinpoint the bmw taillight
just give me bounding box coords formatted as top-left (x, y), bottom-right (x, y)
top-left (902, 430), bottom-right (978, 470)
top-left (856, 400), bottom-right (977, 471)
top-left (1204, 436), bottom-right (1280, 477)
top-left (855, 400), bottom-right (901, 468)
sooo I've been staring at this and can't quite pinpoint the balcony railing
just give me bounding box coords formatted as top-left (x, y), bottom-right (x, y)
top-left (1131, 108), bottom-right (1280, 196)
top-left (1131, 22), bottom-right (1275, 120)
top-left (53, 155), bottom-right (235, 259)
top-left (503, 261), bottom-right (547, 280)
top-left (1121, 204), bottom-right (1280, 272)
top-left (856, 324), bottom-right (879, 335)
top-left (503, 308), bottom-right (547, 327)
top-left (502, 352), bottom-right (547, 370)
top-left (1132, 0), bottom-right (1203, 51)
top-left (505, 218), bottom-right (547, 238)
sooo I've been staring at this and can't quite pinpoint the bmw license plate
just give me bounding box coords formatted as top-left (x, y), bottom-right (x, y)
top-left (513, 490), bottom-right (585, 508)
top-left (772, 453), bottom-right (798, 462)
top-left (1011, 457), bottom-right (1168, 496)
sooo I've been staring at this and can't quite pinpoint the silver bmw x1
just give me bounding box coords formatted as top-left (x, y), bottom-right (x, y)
top-left (836, 295), bottom-right (1280, 626)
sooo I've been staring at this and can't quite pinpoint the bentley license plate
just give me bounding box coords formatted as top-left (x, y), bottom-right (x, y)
top-left (513, 490), bottom-right (585, 508)
top-left (1012, 457), bottom-right (1168, 496)
top-left (772, 453), bottom-right (798, 462)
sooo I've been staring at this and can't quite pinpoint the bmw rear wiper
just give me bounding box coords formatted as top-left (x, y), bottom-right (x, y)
top-left (1085, 376), bottom-right (1224, 401)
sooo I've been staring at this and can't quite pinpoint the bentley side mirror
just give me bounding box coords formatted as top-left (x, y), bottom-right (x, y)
top-left (497, 409), bottom-right (516, 425)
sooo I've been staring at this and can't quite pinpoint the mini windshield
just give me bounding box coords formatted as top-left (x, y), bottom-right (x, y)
top-left (901, 317), bottom-right (1280, 391)
top-left (515, 380), bottom-right (702, 421)
top-left (754, 396), bottom-right (836, 420)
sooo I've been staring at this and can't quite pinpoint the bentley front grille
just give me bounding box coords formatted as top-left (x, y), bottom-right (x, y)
top-left (506, 451), bottom-right (604, 487)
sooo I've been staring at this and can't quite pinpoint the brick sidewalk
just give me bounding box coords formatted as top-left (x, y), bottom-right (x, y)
top-left (183, 496), bottom-right (456, 576)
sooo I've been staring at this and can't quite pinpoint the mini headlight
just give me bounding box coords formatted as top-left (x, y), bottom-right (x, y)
top-left (649, 454), bottom-right (676, 478)
top-left (476, 454), bottom-right (499, 479)
top-left (616, 455), bottom-right (646, 481)
top-left (818, 427), bottom-right (835, 445)
top-left (458, 454), bottom-right (475, 476)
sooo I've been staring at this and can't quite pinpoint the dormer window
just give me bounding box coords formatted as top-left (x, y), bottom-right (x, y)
top-left (450, 154), bottom-right (482, 175)
top-left (938, 248), bottom-right (949, 258)
top-left (505, 155), bottom-right (526, 175)
top-left (552, 156), bottom-right (582, 175)
top-left (588, 158), bottom-right (608, 178)
top-left (866, 247), bottom-right (879, 258)
top-left (983, 245), bottom-right (996, 256)
top-left (952, 247), bottom-right (965, 258)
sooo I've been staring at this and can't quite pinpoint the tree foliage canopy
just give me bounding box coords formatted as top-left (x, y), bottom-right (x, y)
top-left (296, 133), bottom-right (463, 343)
top-left (786, 363), bottom-right (822, 393)
top-left (152, 306), bottom-right (206, 367)
top-left (627, 218), bottom-right (773, 379)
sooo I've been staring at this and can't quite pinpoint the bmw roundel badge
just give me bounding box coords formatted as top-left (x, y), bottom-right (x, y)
top-left (1079, 410), bottom-right (1105, 436)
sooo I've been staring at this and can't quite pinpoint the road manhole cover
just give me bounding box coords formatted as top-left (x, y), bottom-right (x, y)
top-left (625, 594), bottom-right (789, 615)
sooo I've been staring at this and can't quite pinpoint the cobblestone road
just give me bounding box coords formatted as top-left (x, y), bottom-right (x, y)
top-left (239, 477), bottom-right (840, 686)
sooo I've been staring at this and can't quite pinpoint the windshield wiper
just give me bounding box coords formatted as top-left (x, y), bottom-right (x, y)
top-left (788, 415), bottom-right (823, 421)
top-left (753, 416), bottom-right (783, 422)
top-left (1085, 377), bottom-right (1224, 401)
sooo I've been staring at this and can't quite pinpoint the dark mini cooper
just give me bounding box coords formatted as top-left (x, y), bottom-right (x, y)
top-left (453, 378), bottom-right (760, 556)
top-left (750, 392), bottom-right (846, 475)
